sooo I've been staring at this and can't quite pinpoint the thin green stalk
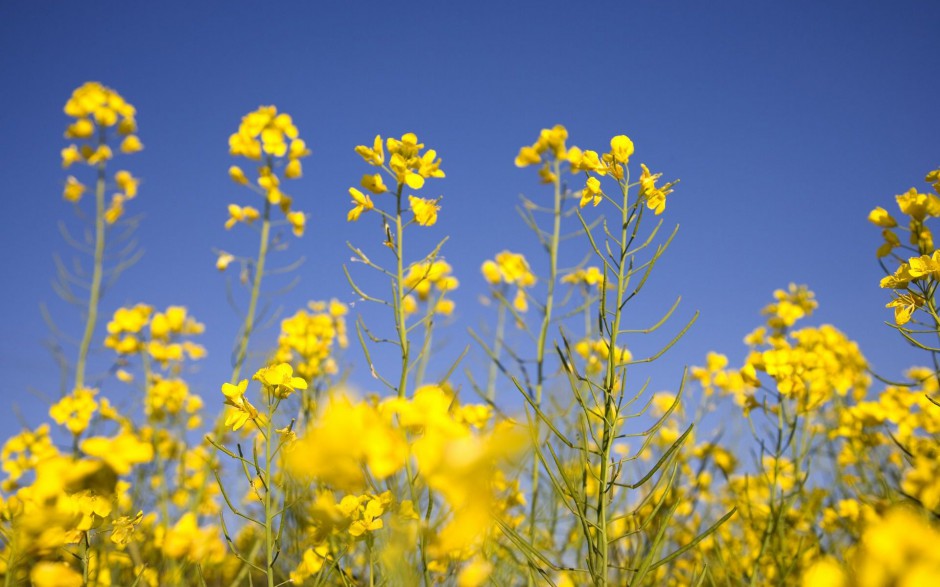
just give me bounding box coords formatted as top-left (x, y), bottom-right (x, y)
top-left (528, 158), bottom-right (563, 573)
top-left (75, 156), bottom-right (107, 390)
top-left (82, 531), bottom-right (90, 585)
top-left (414, 305), bottom-right (434, 387)
top-left (394, 183), bottom-right (409, 398)
top-left (264, 392), bottom-right (278, 587)
top-left (486, 300), bottom-right (507, 402)
top-left (231, 196), bottom-right (272, 384)
top-left (593, 179), bottom-right (632, 586)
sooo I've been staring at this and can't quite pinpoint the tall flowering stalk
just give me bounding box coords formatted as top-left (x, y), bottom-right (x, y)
top-left (222, 106), bottom-right (311, 384)
top-left (59, 82), bottom-right (143, 391)
top-left (345, 132), bottom-right (448, 398)
top-left (513, 126), bottom-right (569, 570)
top-left (344, 132), bottom-right (449, 582)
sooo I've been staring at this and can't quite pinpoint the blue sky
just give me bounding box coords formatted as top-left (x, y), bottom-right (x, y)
top-left (1, 1), bottom-right (938, 433)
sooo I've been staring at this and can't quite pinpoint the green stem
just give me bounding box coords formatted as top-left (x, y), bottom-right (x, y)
top-left (528, 159), bottom-right (563, 573)
top-left (486, 300), bottom-right (507, 402)
top-left (264, 392), bottom-right (278, 587)
top-left (231, 178), bottom-right (273, 384)
top-left (394, 183), bottom-right (409, 398)
top-left (75, 156), bottom-right (107, 390)
top-left (593, 178), bottom-right (632, 586)
top-left (414, 305), bottom-right (434, 388)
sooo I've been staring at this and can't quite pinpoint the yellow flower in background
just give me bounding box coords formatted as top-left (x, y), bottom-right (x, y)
top-left (514, 145), bottom-right (541, 167)
top-left (228, 165), bottom-right (248, 184)
top-left (409, 195), bottom-right (440, 226)
top-left (104, 194), bottom-right (125, 224)
top-left (216, 251), bottom-right (235, 271)
top-left (63, 176), bottom-right (86, 202)
top-left (114, 170), bottom-right (139, 198)
top-left (225, 203), bottom-right (260, 229)
top-left (64, 82), bottom-right (136, 128)
top-left (120, 135), bottom-right (143, 153)
top-left (285, 158), bottom-right (302, 179)
top-left (868, 206), bottom-right (898, 227)
top-left (274, 300), bottom-right (348, 381)
top-left (518, 124), bottom-right (568, 162)
top-left (65, 118), bottom-right (95, 139)
top-left (61, 145), bottom-right (82, 168)
top-left (347, 187), bottom-right (374, 221)
top-left (229, 106), bottom-right (303, 161)
top-left (481, 250), bottom-right (536, 312)
top-left (405, 260), bottom-right (459, 301)
top-left (562, 266), bottom-right (604, 287)
top-left (287, 210), bottom-right (306, 237)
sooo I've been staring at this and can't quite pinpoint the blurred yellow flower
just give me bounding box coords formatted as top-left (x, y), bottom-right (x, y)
top-left (63, 176), bottom-right (86, 202)
top-left (409, 195), bottom-right (440, 226)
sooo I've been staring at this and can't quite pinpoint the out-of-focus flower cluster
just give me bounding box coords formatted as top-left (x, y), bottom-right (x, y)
top-left (61, 82), bottom-right (142, 223)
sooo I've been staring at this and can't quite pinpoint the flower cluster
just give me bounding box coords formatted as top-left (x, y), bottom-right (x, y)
top-left (104, 304), bottom-right (205, 368)
top-left (402, 260), bottom-right (459, 316)
top-left (481, 251), bottom-right (536, 312)
top-left (348, 133), bottom-right (445, 225)
top-left (872, 169), bottom-right (940, 325)
top-left (516, 125), bottom-right (676, 215)
top-left (226, 105), bottom-right (309, 238)
top-left (61, 82), bottom-right (142, 223)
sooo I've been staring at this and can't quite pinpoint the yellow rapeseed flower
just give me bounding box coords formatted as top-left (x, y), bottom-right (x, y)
top-left (409, 196), bottom-right (440, 226)
top-left (63, 176), bottom-right (86, 202)
top-left (253, 363), bottom-right (308, 399)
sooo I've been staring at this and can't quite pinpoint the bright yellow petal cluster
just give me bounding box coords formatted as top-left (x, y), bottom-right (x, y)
top-left (253, 363), bottom-right (308, 399)
top-left (639, 163), bottom-right (675, 215)
top-left (224, 204), bottom-right (260, 229)
top-left (49, 387), bottom-right (99, 436)
top-left (402, 261), bottom-right (459, 317)
top-left (273, 300), bottom-right (348, 381)
top-left (562, 266), bottom-right (604, 287)
top-left (221, 380), bottom-right (265, 431)
top-left (481, 251), bottom-right (536, 312)
top-left (574, 338), bottom-right (633, 375)
top-left (226, 106), bottom-right (309, 237)
top-left (409, 195), bottom-right (441, 226)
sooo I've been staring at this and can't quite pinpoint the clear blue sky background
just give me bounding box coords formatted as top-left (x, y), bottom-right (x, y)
top-left (1, 1), bottom-right (938, 434)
